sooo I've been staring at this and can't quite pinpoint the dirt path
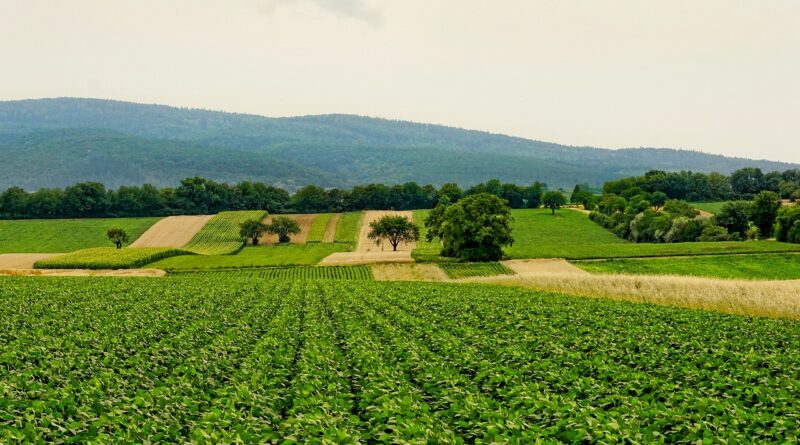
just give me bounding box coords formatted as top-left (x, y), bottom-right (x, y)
top-left (356, 210), bottom-right (415, 252)
top-left (0, 254), bottom-right (63, 269)
top-left (322, 214), bottom-right (341, 243)
top-left (130, 215), bottom-right (214, 248)
top-left (259, 214), bottom-right (317, 245)
top-left (0, 268), bottom-right (166, 277)
top-left (503, 259), bottom-right (589, 276)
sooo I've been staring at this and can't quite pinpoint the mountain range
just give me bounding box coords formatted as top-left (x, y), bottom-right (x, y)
top-left (0, 97), bottom-right (796, 191)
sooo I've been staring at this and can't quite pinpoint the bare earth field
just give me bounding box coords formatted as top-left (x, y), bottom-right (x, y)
top-left (259, 214), bottom-right (316, 245)
top-left (130, 215), bottom-right (214, 248)
top-left (503, 258), bottom-right (589, 276)
top-left (0, 253), bottom-right (62, 269)
top-left (321, 211), bottom-right (415, 265)
top-left (372, 263), bottom-right (449, 281)
top-left (322, 213), bottom-right (341, 242)
top-left (0, 268), bottom-right (166, 277)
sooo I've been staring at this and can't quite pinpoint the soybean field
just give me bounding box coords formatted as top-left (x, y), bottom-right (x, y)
top-left (2, 276), bottom-right (799, 443)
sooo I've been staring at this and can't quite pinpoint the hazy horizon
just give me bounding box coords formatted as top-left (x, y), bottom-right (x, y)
top-left (2, 0), bottom-right (798, 162)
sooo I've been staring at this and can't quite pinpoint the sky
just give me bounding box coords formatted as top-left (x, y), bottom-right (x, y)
top-left (1, 0), bottom-right (798, 162)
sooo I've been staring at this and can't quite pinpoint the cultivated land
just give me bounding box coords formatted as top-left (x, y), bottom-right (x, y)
top-left (183, 211), bottom-right (267, 255)
top-left (0, 253), bottom-right (61, 269)
top-left (575, 253), bottom-right (800, 280)
top-left (0, 217), bottom-right (160, 253)
top-left (34, 247), bottom-right (189, 270)
top-left (149, 244), bottom-right (350, 270)
top-left (260, 214), bottom-right (316, 245)
top-left (2, 276), bottom-right (799, 442)
top-left (129, 215), bottom-right (213, 248)
top-left (321, 211), bottom-right (415, 265)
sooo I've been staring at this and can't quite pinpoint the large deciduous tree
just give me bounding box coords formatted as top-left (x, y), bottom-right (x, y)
top-left (367, 215), bottom-right (420, 251)
top-left (749, 191), bottom-right (781, 238)
top-left (266, 216), bottom-right (301, 243)
top-left (542, 191), bottom-right (566, 215)
top-left (425, 193), bottom-right (514, 261)
top-left (239, 219), bottom-right (268, 246)
top-left (106, 228), bottom-right (129, 249)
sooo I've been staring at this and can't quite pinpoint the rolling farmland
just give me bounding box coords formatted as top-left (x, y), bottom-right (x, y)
top-left (439, 262), bottom-right (514, 279)
top-left (148, 244), bottom-right (350, 270)
top-left (170, 265), bottom-right (373, 280)
top-left (183, 211), bottom-right (267, 255)
top-left (2, 276), bottom-right (799, 442)
top-left (33, 247), bottom-right (190, 269)
top-left (0, 217), bottom-right (160, 253)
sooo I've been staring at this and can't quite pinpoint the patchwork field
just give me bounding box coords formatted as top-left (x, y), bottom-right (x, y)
top-left (321, 211), bottom-right (415, 265)
top-left (259, 214), bottom-right (316, 245)
top-left (170, 265), bottom-right (373, 280)
top-left (2, 276), bottom-right (799, 442)
top-left (0, 217), bottom-right (160, 253)
top-left (183, 211), bottom-right (267, 255)
top-left (575, 253), bottom-right (800, 280)
top-left (34, 247), bottom-right (190, 270)
top-left (129, 215), bottom-right (213, 248)
top-left (149, 244), bottom-right (350, 270)
top-left (439, 262), bottom-right (514, 279)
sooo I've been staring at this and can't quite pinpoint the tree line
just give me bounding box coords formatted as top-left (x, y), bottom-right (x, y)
top-left (0, 177), bottom-right (548, 219)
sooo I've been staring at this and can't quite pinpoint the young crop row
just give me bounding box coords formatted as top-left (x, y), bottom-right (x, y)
top-left (439, 262), bottom-right (514, 279)
top-left (2, 277), bottom-right (799, 442)
top-left (183, 210), bottom-right (267, 255)
top-left (170, 266), bottom-right (374, 280)
top-left (33, 247), bottom-right (190, 269)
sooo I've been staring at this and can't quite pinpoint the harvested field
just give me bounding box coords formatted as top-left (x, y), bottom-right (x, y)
top-left (130, 215), bottom-right (214, 248)
top-left (356, 211), bottom-right (415, 252)
top-left (0, 268), bottom-right (165, 277)
top-left (372, 263), bottom-right (449, 282)
top-left (469, 273), bottom-right (800, 320)
top-left (323, 213), bottom-right (341, 242)
top-left (503, 259), bottom-right (589, 276)
top-left (259, 214), bottom-right (316, 245)
top-left (320, 250), bottom-right (413, 266)
top-left (0, 253), bottom-right (62, 269)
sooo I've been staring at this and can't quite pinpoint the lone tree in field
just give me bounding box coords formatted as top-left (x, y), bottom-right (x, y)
top-left (425, 193), bottom-right (514, 261)
top-left (106, 228), bottom-right (129, 249)
top-left (239, 219), bottom-right (268, 246)
top-left (542, 191), bottom-right (566, 215)
top-left (368, 215), bottom-right (420, 251)
top-left (266, 216), bottom-right (301, 243)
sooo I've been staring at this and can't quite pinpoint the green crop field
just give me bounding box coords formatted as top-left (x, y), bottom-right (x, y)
top-left (333, 211), bottom-right (363, 246)
top-left (416, 208), bottom-right (800, 260)
top-left (2, 276), bottom-right (799, 442)
top-left (33, 247), bottom-right (190, 269)
top-left (306, 213), bottom-right (333, 242)
top-left (691, 201), bottom-right (730, 214)
top-left (170, 265), bottom-right (373, 280)
top-left (149, 243), bottom-right (350, 270)
top-left (183, 211), bottom-right (267, 255)
top-left (0, 217), bottom-right (160, 253)
top-left (439, 262), bottom-right (514, 279)
top-left (575, 253), bottom-right (800, 280)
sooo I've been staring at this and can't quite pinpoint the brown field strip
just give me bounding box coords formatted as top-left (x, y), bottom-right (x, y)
top-left (372, 263), bottom-right (449, 281)
top-left (0, 254), bottom-right (63, 269)
top-left (503, 259), bottom-right (589, 276)
top-left (356, 210), bottom-right (415, 252)
top-left (259, 214), bottom-right (317, 245)
top-left (322, 213), bottom-right (341, 243)
top-left (130, 215), bottom-right (214, 248)
top-left (466, 273), bottom-right (800, 320)
top-left (320, 210), bottom-right (416, 265)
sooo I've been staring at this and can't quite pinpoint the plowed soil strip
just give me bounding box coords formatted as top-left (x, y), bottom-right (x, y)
top-left (322, 214), bottom-right (341, 243)
top-left (130, 215), bottom-right (214, 248)
top-left (0, 253), bottom-right (62, 269)
top-left (503, 258), bottom-right (589, 276)
top-left (356, 211), bottom-right (415, 253)
top-left (260, 214), bottom-right (317, 245)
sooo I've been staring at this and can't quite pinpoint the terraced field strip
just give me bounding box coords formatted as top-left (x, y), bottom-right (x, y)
top-left (130, 215), bottom-right (214, 247)
top-left (333, 211), bottom-right (363, 245)
top-left (184, 210), bottom-right (266, 255)
top-left (33, 247), bottom-right (189, 269)
top-left (170, 266), bottom-right (373, 280)
top-left (440, 262), bottom-right (515, 279)
top-left (322, 213), bottom-right (341, 243)
top-left (3, 277), bottom-right (800, 442)
top-left (259, 214), bottom-right (316, 245)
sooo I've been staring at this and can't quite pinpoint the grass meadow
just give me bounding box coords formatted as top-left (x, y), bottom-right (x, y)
top-left (575, 253), bottom-right (800, 280)
top-left (149, 243), bottom-right (350, 270)
top-left (0, 217), bottom-right (160, 253)
top-left (690, 201), bottom-right (730, 214)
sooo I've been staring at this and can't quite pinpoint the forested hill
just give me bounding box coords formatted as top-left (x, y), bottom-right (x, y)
top-left (0, 97), bottom-right (796, 190)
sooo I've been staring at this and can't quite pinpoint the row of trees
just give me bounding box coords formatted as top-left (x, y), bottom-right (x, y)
top-left (602, 168), bottom-right (800, 202)
top-left (0, 177), bottom-right (549, 219)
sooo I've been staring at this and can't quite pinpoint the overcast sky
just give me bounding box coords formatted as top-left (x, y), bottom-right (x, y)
top-left (2, 0), bottom-right (798, 162)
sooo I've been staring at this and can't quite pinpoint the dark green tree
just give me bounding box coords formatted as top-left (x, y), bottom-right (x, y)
top-left (750, 191), bottom-right (781, 237)
top-left (714, 201), bottom-right (752, 237)
top-left (239, 219), bottom-right (268, 246)
top-left (425, 193), bottom-right (514, 261)
top-left (367, 215), bottom-right (420, 251)
top-left (106, 228), bottom-right (129, 249)
top-left (266, 216), bottom-right (301, 243)
top-left (542, 191), bottom-right (566, 215)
